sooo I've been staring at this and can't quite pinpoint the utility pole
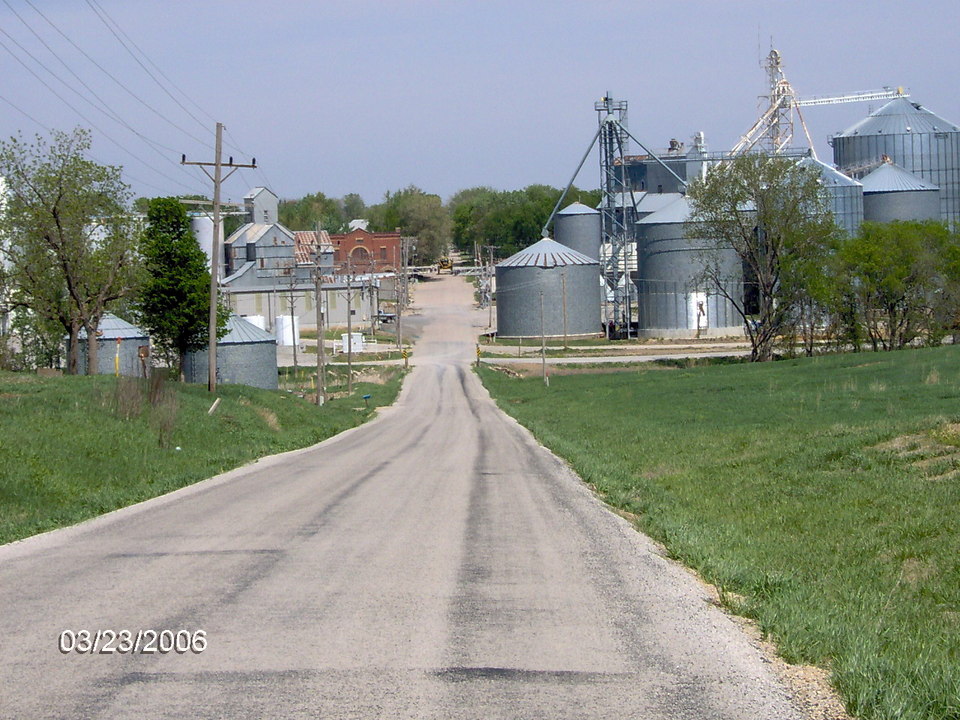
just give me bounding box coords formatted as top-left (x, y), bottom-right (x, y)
top-left (397, 237), bottom-right (413, 351)
top-left (562, 269), bottom-right (568, 350)
top-left (315, 259), bottom-right (326, 405)
top-left (289, 283), bottom-right (298, 375)
top-left (483, 244), bottom-right (496, 330)
top-left (182, 123), bottom-right (256, 392)
top-left (346, 255), bottom-right (354, 394)
top-left (368, 262), bottom-right (377, 337)
top-left (540, 288), bottom-right (548, 387)
top-left (396, 240), bottom-right (405, 351)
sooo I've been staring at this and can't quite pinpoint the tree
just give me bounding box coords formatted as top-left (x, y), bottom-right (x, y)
top-left (449, 185), bottom-right (601, 260)
top-left (341, 193), bottom-right (366, 222)
top-left (687, 155), bottom-right (838, 361)
top-left (0, 128), bottom-right (137, 373)
top-left (448, 186), bottom-right (499, 255)
top-left (834, 220), bottom-right (956, 350)
top-left (368, 186), bottom-right (450, 262)
top-left (278, 191), bottom-right (346, 232)
top-left (135, 197), bottom-right (224, 379)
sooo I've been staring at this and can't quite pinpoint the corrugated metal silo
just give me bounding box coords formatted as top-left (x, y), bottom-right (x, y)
top-left (554, 202), bottom-right (601, 260)
top-left (799, 157), bottom-right (864, 237)
top-left (859, 162), bottom-right (941, 223)
top-left (77, 314), bottom-right (150, 376)
top-left (832, 98), bottom-right (960, 224)
top-left (495, 238), bottom-right (601, 338)
top-left (184, 315), bottom-right (278, 390)
top-left (635, 196), bottom-right (743, 337)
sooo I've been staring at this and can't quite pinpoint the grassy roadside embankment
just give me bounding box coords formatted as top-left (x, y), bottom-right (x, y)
top-left (0, 367), bottom-right (404, 546)
top-left (479, 348), bottom-right (960, 720)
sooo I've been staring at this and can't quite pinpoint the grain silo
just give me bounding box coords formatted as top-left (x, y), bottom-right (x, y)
top-left (832, 97), bottom-right (960, 224)
top-left (635, 196), bottom-right (742, 337)
top-left (189, 215), bottom-right (223, 279)
top-left (553, 202), bottom-right (601, 260)
top-left (183, 315), bottom-right (278, 390)
top-left (859, 161), bottom-right (941, 223)
top-left (77, 313), bottom-right (150, 376)
top-left (495, 238), bottom-right (601, 338)
top-left (798, 157), bottom-right (864, 237)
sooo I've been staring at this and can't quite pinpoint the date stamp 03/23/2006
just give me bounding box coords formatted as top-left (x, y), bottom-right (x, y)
top-left (58, 629), bottom-right (207, 655)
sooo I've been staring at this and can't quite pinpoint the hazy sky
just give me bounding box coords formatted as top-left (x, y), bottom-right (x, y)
top-left (1, 0), bottom-right (957, 206)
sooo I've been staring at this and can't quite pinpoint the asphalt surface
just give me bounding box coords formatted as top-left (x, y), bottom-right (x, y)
top-left (0, 275), bottom-right (805, 719)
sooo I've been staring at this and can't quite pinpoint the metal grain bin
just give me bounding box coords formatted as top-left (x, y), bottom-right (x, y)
top-left (554, 202), bottom-right (601, 261)
top-left (833, 98), bottom-right (960, 225)
top-left (183, 315), bottom-right (278, 390)
top-left (635, 196), bottom-right (743, 337)
top-left (799, 157), bottom-right (864, 237)
top-left (77, 313), bottom-right (150, 376)
top-left (495, 238), bottom-right (601, 338)
top-left (860, 162), bottom-right (941, 223)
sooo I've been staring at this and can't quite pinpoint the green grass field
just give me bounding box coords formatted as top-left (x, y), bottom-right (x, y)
top-left (0, 369), bottom-right (404, 546)
top-left (479, 348), bottom-right (960, 720)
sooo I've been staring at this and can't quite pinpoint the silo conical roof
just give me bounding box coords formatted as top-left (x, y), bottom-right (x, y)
top-left (636, 195), bottom-right (692, 225)
top-left (557, 202), bottom-right (598, 216)
top-left (220, 315), bottom-right (277, 344)
top-left (634, 192), bottom-right (685, 216)
top-left (860, 162), bottom-right (940, 193)
top-left (836, 97), bottom-right (960, 137)
top-left (798, 157), bottom-right (862, 187)
top-left (77, 313), bottom-right (148, 340)
top-left (497, 238), bottom-right (598, 268)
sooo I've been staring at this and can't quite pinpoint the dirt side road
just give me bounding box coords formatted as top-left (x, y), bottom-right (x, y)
top-left (0, 276), bottom-right (808, 719)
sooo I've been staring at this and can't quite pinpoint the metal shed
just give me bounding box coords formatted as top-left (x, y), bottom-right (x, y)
top-left (832, 97), bottom-right (960, 225)
top-left (495, 238), bottom-right (601, 338)
top-left (554, 202), bottom-right (601, 261)
top-left (859, 161), bottom-right (941, 223)
top-left (183, 315), bottom-right (278, 390)
top-left (635, 196), bottom-right (743, 337)
top-left (77, 313), bottom-right (149, 377)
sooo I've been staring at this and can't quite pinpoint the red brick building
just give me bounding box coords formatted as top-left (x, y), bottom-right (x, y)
top-left (329, 228), bottom-right (401, 272)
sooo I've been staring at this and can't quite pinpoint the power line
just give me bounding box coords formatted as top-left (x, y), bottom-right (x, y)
top-left (0, 91), bottom-right (51, 132)
top-left (21, 0), bottom-right (214, 150)
top-left (83, 0), bottom-right (266, 187)
top-left (86, 0), bottom-right (217, 130)
top-left (79, 0), bottom-right (272, 195)
top-left (0, 30), bottom-right (204, 195)
top-left (7, 1), bottom-right (269, 198)
top-left (84, 0), bottom-right (216, 140)
top-left (0, 35), bottom-right (204, 196)
top-left (224, 126), bottom-right (275, 189)
top-left (3, 0), bottom-right (178, 155)
top-left (0, 92), bottom-right (184, 196)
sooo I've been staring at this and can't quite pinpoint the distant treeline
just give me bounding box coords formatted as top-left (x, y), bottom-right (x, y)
top-left (275, 184), bottom-right (601, 263)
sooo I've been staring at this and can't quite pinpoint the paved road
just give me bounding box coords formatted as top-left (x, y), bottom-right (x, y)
top-left (0, 276), bottom-right (804, 719)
